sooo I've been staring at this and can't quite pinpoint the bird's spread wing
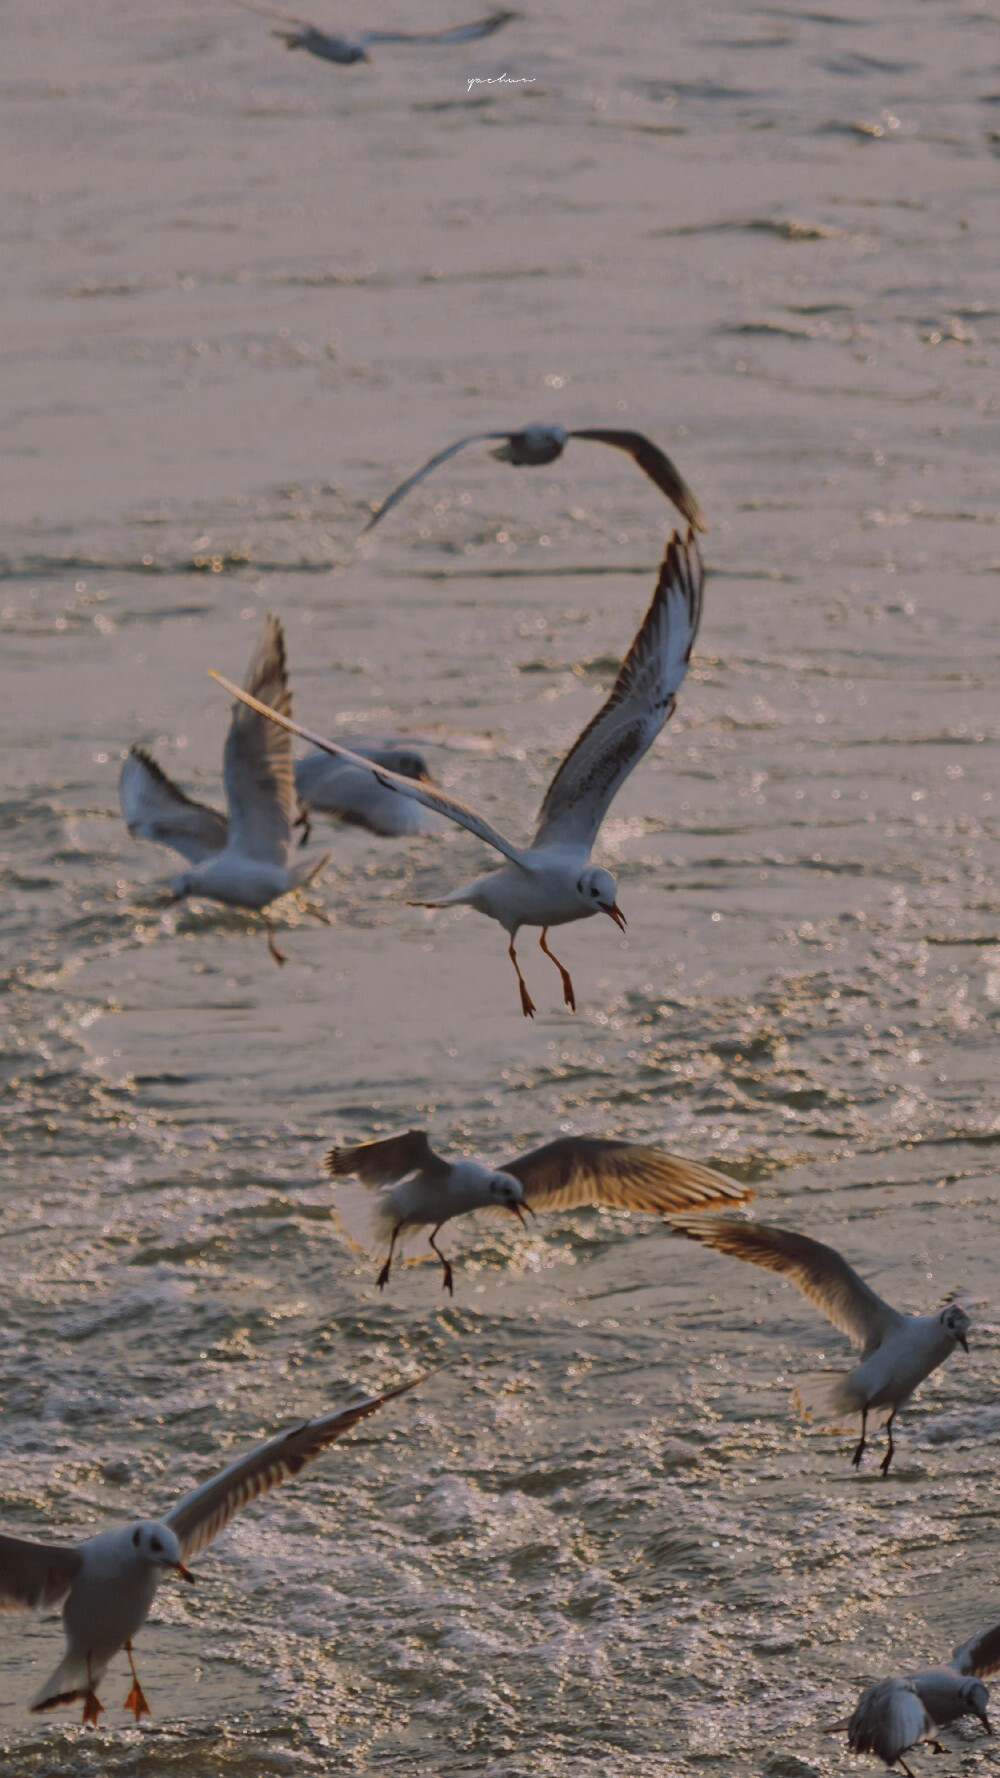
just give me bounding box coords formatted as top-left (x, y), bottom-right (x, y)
top-left (362, 11), bottom-right (516, 46)
top-left (326, 1130), bottom-right (449, 1187)
top-left (951, 1621), bottom-right (1000, 1678)
top-left (665, 1216), bottom-right (901, 1349)
top-left (0, 1532), bottom-right (81, 1612)
top-left (165, 1379), bottom-right (423, 1562)
top-left (501, 1137), bottom-right (750, 1214)
top-left (119, 748), bottom-right (228, 865)
top-left (569, 430), bottom-right (707, 534)
top-left (362, 433), bottom-right (509, 533)
top-left (532, 527), bottom-right (703, 854)
top-left (207, 671), bottom-right (528, 866)
top-left (221, 616), bottom-right (297, 866)
top-left (849, 1680), bottom-right (933, 1761)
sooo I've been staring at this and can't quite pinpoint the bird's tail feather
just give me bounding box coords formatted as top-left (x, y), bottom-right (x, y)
top-left (792, 1370), bottom-right (860, 1427)
top-left (31, 1651), bottom-right (94, 1714)
top-left (406, 883), bottom-right (478, 911)
top-left (331, 1181), bottom-right (420, 1260)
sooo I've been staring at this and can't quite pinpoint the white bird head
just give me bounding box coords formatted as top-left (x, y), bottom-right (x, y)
top-left (487, 1171), bottom-right (532, 1225)
top-left (961, 1679), bottom-right (991, 1732)
top-left (576, 866), bottom-right (626, 930)
top-left (939, 1303), bottom-right (971, 1352)
top-left (129, 1520), bottom-right (195, 1582)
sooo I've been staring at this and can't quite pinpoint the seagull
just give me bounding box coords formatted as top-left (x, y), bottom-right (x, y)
top-left (208, 527), bottom-right (703, 1016)
top-left (361, 423), bottom-right (706, 535)
top-left (326, 1128), bottom-right (751, 1294)
top-left (824, 1619), bottom-right (999, 1775)
top-left (227, 0), bottom-right (518, 65)
top-left (666, 1215), bottom-right (972, 1474)
top-left (120, 616), bottom-right (330, 964)
top-left (294, 741), bottom-right (438, 842)
top-left (0, 1379), bottom-right (422, 1728)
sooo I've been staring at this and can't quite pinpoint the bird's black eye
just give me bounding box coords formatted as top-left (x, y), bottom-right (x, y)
top-left (591, 886), bottom-right (599, 897)
top-left (151, 1537), bottom-right (162, 1553)
top-left (132, 1528), bottom-right (140, 1548)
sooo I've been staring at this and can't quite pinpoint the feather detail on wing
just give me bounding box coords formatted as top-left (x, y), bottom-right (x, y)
top-left (532, 527), bottom-right (703, 855)
top-left (206, 670), bottom-right (529, 866)
top-left (848, 1680), bottom-right (934, 1763)
top-left (362, 433), bottom-right (507, 533)
top-left (222, 615), bottom-right (296, 866)
top-left (362, 11), bottom-right (517, 47)
top-left (0, 1532), bottom-right (81, 1612)
top-left (501, 1137), bottom-right (750, 1214)
top-left (952, 1621), bottom-right (1000, 1678)
top-left (569, 430), bottom-right (706, 533)
top-left (326, 1130), bottom-right (448, 1187)
top-left (664, 1215), bottom-right (901, 1350)
top-left (165, 1379), bottom-right (423, 1562)
top-left (119, 747), bottom-right (228, 865)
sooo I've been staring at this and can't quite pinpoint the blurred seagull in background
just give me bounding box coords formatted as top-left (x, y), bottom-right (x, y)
top-left (209, 527), bottom-right (703, 1016)
top-left (120, 616), bottom-right (329, 964)
top-left (295, 741), bottom-right (438, 842)
top-left (0, 1380), bottom-right (422, 1728)
top-left (825, 1618), bottom-right (999, 1775)
top-left (666, 1214), bottom-right (972, 1474)
top-left (227, 0), bottom-right (519, 65)
top-left (327, 1129), bottom-right (750, 1294)
top-left (362, 422), bottom-right (706, 535)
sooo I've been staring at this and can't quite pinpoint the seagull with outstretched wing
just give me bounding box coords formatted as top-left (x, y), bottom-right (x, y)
top-left (0, 1380), bottom-right (422, 1728)
top-left (120, 616), bottom-right (330, 964)
top-left (666, 1214), bottom-right (972, 1474)
top-left (326, 1127), bottom-right (750, 1293)
top-left (227, 0), bottom-right (518, 65)
top-left (209, 527), bottom-right (703, 1015)
top-left (823, 1618), bottom-right (998, 1775)
top-left (362, 422), bottom-right (706, 535)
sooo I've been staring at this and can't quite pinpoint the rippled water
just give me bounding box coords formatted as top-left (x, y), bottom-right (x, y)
top-left (2, 0), bottom-right (999, 1772)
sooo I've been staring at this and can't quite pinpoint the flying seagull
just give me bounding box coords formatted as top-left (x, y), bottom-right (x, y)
top-left (209, 527), bottom-right (703, 1016)
top-left (824, 1619), bottom-right (998, 1775)
top-left (294, 741), bottom-right (438, 842)
top-left (0, 1379), bottom-right (422, 1728)
top-left (119, 616), bottom-right (329, 964)
top-left (228, 0), bottom-right (519, 65)
top-left (666, 1215), bottom-right (971, 1474)
top-left (327, 1129), bottom-right (750, 1293)
top-left (362, 423), bottom-right (706, 535)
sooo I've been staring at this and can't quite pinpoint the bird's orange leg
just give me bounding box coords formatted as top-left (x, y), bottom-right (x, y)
top-left (122, 1641), bottom-right (151, 1722)
top-left (538, 928), bottom-right (576, 1011)
top-left (265, 918), bottom-right (287, 967)
top-left (428, 1225), bottom-right (455, 1295)
top-left (82, 1655), bottom-right (104, 1728)
top-left (508, 938), bottom-right (536, 1019)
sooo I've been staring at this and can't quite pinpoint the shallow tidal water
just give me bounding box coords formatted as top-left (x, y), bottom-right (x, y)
top-left (1, 1), bottom-right (999, 1774)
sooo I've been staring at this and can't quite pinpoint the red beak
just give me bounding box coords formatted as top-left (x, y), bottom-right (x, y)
top-left (604, 902), bottom-right (627, 931)
top-left (174, 1563), bottom-right (196, 1584)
